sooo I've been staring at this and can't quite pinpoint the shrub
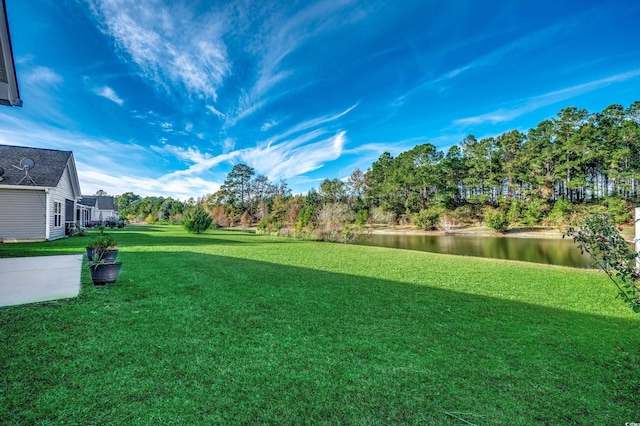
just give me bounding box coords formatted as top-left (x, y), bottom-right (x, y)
top-left (355, 209), bottom-right (369, 226)
top-left (437, 214), bottom-right (456, 232)
top-left (294, 204), bottom-right (316, 237)
top-left (183, 207), bottom-right (213, 234)
top-left (565, 213), bottom-right (640, 313)
top-left (484, 209), bottom-right (509, 233)
top-left (67, 222), bottom-right (86, 237)
top-left (548, 198), bottom-right (574, 230)
top-left (210, 206), bottom-right (231, 228)
top-left (256, 217), bottom-right (283, 235)
top-left (411, 207), bottom-right (441, 230)
top-left (340, 224), bottom-right (371, 243)
top-left (88, 234), bottom-right (117, 250)
top-left (370, 207), bottom-right (395, 225)
top-left (506, 199), bottom-right (524, 225)
top-left (523, 198), bottom-right (547, 226)
top-left (604, 195), bottom-right (631, 224)
top-left (451, 204), bottom-right (481, 225)
top-left (312, 203), bottom-right (355, 242)
top-left (240, 211), bottom-right (253, 228)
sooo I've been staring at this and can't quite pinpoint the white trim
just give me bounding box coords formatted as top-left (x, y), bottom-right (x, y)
top-left (45, 189), bottom-right (51, 240)
top-left (0, 184), bottom-right (53, 191)
top-left (0, 0), bottom-right (21, 107)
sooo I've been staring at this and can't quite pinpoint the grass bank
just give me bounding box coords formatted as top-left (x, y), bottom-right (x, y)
top-left (1, 225), bottom-right (639, 424)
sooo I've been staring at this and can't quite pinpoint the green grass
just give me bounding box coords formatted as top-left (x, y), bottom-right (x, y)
top-left (1, 225), bottom-right (639, 424)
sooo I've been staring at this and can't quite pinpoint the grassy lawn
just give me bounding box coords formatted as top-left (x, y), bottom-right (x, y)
top-left (1, 225), bottom-right (639, 424)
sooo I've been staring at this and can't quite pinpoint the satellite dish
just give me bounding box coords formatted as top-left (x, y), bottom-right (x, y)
top-left (0, 167), bottom-right (4, 181)
top-left (12, 157), bottom-right (37, 185)
top-left (20, 157), bottom-right (35, 170)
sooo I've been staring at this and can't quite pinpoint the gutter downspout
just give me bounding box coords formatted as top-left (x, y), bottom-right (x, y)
top-left (45, 189), bottom-right (51, 240)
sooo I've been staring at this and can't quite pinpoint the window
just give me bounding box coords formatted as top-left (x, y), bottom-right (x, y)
top-left (54, 201), bottom-right (62, 227)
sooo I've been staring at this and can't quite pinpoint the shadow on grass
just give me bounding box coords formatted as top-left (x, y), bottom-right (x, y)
top-left (2, 247), bottom-right (637, 425)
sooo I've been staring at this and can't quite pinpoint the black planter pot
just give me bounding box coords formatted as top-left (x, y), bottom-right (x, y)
top-left (86, 248), bottom-right (118, 262)
top-left (89, 262), bottom-right (122, 285)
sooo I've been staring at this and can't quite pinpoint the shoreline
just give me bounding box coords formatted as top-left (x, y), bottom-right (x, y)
top-left (368, 224), bottom-right (636, 242)
top-left (368, 225), bottom-right (565, 239)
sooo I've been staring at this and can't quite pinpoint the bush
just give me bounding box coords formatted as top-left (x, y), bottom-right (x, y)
top-left (523, 198), bottom-right (547, 226)
top-left (506, 199), bottom-right (524, 225)
top-left (240, 211), bottom-right (253, 228)
top-left (484, 209), bottom-right (509, 233)
top-left (604, 195), bottom-right (631, 224)
top-left (451, 204), bottom-right (481, 225)
top-left (210, 206), bottom-right (231, 228)
top-left (355, 209), bottom-right (369, 226)
top-left (294, 204), bottom-right (316, 237)
top-left (437, 214), bottom-right (456, 232)
top-left (411, 207), bottom-right (441, 230)
top-left (370, 207), bottom-right (395, 225)
top-left (548, 198), bottom-right (574, 229)
top-left (565, 213), bottom-right (640, 313)
top-left (67, 222), bottom-right (86, 237)
top-left (256, 217), bottom-right (282, 235)
top-left (183, 207), bottom-right (213, 234)
top-left (340, 224), bottom-right (371, 243)
top-left (315, 203), bottom-right (354, 241)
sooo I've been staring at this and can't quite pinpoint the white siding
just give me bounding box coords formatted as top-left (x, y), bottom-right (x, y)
top-left (0, 189), bottom-right (47, 240)
top-left (49, 165), bottom-right (76, 240)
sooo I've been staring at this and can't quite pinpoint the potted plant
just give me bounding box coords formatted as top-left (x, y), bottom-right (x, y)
top-left (86, 226), bottom-right (118, 261)
top-left (87, 227), bottom-right (122, 285)
top-left (88, 260), bottom-right (122, 285)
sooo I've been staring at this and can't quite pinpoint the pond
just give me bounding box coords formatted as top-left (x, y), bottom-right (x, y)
top-left (359, 233), bottom-right (593, 268)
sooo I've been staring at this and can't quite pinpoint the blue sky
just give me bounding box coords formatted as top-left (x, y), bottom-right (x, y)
top-left (1, 0), bottom-right (639, 200)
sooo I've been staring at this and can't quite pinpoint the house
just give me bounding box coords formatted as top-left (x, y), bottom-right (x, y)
top-left (0, 0), bottom-right (22, 107)
top-left (0, 144), bottom-right (81, 241)
top-left (78, 195), bottom-right (119, 225)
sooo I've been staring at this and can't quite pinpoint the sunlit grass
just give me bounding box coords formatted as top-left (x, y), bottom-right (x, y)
top-left (1, 225), bottom-right (639, 424)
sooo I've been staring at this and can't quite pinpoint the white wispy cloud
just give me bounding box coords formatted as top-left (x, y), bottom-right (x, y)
top-left (242, 131), bottom-right (346, 179)
top-left (78, 165), bottom-right (221, 200)
top-left (205, 104), bottom-right (225, 118)
top-left (153, 105), bottom-right (355, 185)
top-left (230, 0), bottom-right (364, 123)
top-left (222, 137), bottom-right (235, 153)
top-left (93, 85), bottom-right (124, 105)
top-left (395, 20), bottom-right (574, 105)
top-left (151, 143), bottom-right (239, 177)
top-left (267, 104), bottom-right (357, 144)
top-left (453, 69), bottom-right (640, 126)
top-left (160, 122), bottom-right (173, 131)
top-left (261, 118), bottom-right (280, 131)
top-left (0, 113), bottom-right (220, 200)
top-left (85, 0), bottom-right (230, 101)
top-left (23, 66), bottom-right (63, 86)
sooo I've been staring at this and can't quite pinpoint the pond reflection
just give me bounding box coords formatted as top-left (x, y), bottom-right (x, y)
top-left (359, 234), bottom-right (593, 269)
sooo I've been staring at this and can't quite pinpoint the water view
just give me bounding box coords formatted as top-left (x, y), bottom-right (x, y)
top-left (360, 233), bottom-right (593, 269)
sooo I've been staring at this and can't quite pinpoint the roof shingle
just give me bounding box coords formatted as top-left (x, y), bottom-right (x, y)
top-left (0, 144), bottom-right (72, 187)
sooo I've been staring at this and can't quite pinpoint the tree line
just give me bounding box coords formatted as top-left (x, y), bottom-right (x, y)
top-left (115, 101), bottom-right (640, 237)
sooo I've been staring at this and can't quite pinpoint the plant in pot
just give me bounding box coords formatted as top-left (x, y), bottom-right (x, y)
top-left (86, 226), bottom-right (118, 261)
top-left (87, 228), bottom-right (122, 285)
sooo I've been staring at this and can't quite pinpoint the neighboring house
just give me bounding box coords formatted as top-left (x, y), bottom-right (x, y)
top-left (78, 196), bottom-right (118, 224)
top-left (0, 144), bottom-right (81, 241)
